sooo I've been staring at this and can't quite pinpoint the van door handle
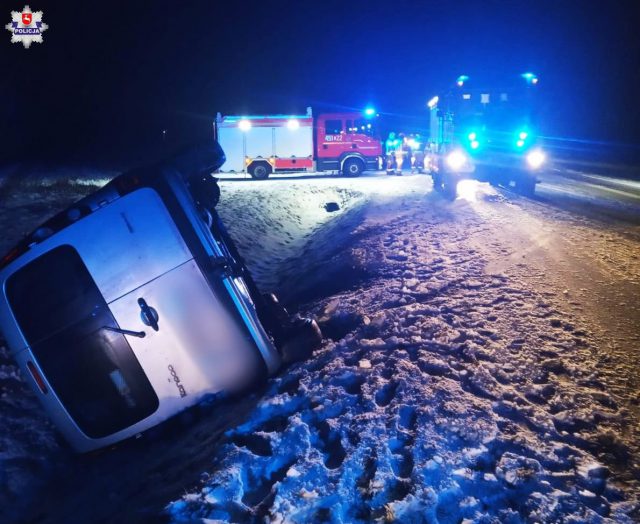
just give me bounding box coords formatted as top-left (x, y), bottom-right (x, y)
top-left (138, 298), bottom-right (160, 331)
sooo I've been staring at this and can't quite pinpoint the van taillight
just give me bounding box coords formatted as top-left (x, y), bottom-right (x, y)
top-left (26, 361), bottom-right (48, 394)
top-left (0, 246), bottom-right (23, 269)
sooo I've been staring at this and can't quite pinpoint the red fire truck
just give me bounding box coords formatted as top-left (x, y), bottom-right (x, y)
top-left (214, 107), bottom-right (382, 179)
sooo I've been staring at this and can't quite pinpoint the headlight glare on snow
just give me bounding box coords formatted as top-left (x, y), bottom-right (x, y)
top-left (446, 150), bottom-right (467, 171)
top-left (526, 149), bottom-right (545, 169)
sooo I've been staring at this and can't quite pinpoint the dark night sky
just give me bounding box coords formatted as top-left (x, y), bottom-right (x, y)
top-left (1, 0), bottom-right (640, 167)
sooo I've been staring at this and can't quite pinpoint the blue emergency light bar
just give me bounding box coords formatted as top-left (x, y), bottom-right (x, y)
top-left (521, 72), bottom-right (539, 85)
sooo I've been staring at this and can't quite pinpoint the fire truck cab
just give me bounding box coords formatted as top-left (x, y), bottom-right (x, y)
top-left (427, 73), bottom-right (546, 197)
top-left (216, 108), bottom-right (382, 179)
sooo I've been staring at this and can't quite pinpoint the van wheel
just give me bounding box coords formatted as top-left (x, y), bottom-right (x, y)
top-left (281, 317), bottom-right (323, 364)
top-left (249, 162), bottom-right (271, 180)
top-left (342, 158), bottom-right (364, 177)
top-left (262, 293), bottom-right (290, 325)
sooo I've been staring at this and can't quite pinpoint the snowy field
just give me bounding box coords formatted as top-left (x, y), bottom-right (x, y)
top-left (0, 166), bottom-right (639, 522)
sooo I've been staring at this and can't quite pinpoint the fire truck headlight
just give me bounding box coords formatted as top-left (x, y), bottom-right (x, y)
top-left (446, 150), bottom-right (467, 171)
top-left (526, 149), bottom-right (545, 169)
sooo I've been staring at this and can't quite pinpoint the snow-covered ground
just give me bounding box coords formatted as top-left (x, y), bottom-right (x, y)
top-left (1, 167), bottom-right (639, 522)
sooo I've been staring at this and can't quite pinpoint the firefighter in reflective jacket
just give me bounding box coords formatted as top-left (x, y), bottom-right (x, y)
top-left (385, 132), bottom-right (399, 174)
top-left (409, 135), bottom-right (424, 174)
top-left (395, 133), bottom-right (409, 175)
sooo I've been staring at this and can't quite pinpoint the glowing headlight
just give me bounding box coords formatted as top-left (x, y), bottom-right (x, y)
top-left (526, 149), bottom-right (545, 169)
top-left (446, 150), bottom-right (467, 170)
top-left (238, 119), bottom-right (252, 131)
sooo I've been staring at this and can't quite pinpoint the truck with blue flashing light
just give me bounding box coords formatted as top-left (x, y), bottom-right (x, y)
top-left (426, 73), bottom-right (546, 197)
top-left (215, 107), bottom-right (383, 179)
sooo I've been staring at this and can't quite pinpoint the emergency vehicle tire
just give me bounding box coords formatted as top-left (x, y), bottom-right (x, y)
top-left (432, 172), bottom-right (443, 192)
top-left (249, 162), bottom-right (272, 180)
top-left (442, 173), bottom-right (457, 200)
top-left (342, 158), bottom-right (364, 177)
top-left (515, 174), bottom-right (536, 196)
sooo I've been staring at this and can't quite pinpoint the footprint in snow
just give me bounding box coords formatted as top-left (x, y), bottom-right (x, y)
top-left (375, 381), bottom-right (398, 407)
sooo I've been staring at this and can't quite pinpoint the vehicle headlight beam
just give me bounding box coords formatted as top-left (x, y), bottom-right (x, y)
top-left (446, 150), bottom-right (467, 170)
top-left (526, 149), bottom-right (545, 169)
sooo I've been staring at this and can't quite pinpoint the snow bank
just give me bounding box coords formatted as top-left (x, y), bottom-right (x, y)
top-left (168, 176), bottom-right (640, 523)
top-left (1, 170), bottom-right (639, 522)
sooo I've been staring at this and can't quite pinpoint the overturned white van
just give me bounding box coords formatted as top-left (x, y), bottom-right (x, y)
top-left (0, 144), bottom-right (321, 452)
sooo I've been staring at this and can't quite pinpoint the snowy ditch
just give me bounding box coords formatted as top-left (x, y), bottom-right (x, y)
top-left (167, 178), bottom-right (640, 523)
top-left (216, 178), bottom-right (368, 294)
top-left (0, 171), bottom-right (639, 522)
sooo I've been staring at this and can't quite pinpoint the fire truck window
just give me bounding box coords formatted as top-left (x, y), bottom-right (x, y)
top-left (324, 120), bottom-right (342, 135)
top-left (354, 118), bottom-right (376, 137)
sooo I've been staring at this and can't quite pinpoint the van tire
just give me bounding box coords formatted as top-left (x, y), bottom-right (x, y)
top-left (281, 317), bottom-right (323, 364)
